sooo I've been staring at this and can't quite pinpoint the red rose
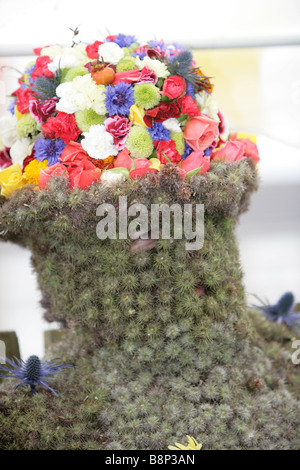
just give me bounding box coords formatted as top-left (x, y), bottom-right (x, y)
top-left (42, 112), bottom-right (81, 144)
top-left (68, 160), bottom-right (101, 189)
top-left (31, 55), bottom-right (54, 80)
top-left (178, 95), bottom-right (200, 116)
top-left (86, 41), bottom-right (103, 59)
top-left (155, 140), bottom-right (181, 164)
top-left (144, 102), bottom-right (181, 126)
top-left (162, 75), bottom-right (186, 99)
top-left (59, 142), bottom-right (89, 169)
top-left (181, 151), bottom-right (211, 177)
top-left (114, 148), bottom-right (132, 170)
top-left (14, 87), bottom-right (34, 114)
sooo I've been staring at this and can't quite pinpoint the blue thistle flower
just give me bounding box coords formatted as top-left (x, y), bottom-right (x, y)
top-left (34, 137), bottom-right (66, 166)
top-left (105, 82), bottom-right (135, 116)
top-left (254, 292), bottom-right (300, 332)
top-left (0, 355), bottom-right (72, 396)
top-left (148, 122), bottom-right (171, 141)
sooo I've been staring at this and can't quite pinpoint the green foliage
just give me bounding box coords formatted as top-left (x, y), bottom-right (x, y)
top-left (0, 162), bottom-right (299, 450)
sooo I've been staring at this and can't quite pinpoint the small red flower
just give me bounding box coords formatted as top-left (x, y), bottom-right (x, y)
top-left (31, 55), bottom-right (54, 80)
top-left (14, 87), bottom-right (34, 114)
top-left (144, 102), bottom-right (181, 126)
top-left (155, 140), bottom-right (181, 164)
top-left (86, 41), bottom-right (103, 60)
top-left (42, 112), bottom-right (81, 144)
top-left (178, 95), bottom-right (200, 116)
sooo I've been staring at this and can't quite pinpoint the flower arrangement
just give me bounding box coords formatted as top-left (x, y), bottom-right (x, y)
top-left (0, 34), bottom-right (259, 197)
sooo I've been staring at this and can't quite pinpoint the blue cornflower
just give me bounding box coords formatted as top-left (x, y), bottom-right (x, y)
top-left (254, 292), bottom-right (300, 332)
top-left (148, 40), bottom-right (167, 51)
top-left (204, 146), bottom-right (213, 157)
top-left (105, 82), bottom-right (135, 116)
top-left (132, 51), bottom-right (147, 60)
top-left (34, 137), bottom-right (66, 166)
top-left (182, 141), bottom-right (193, 160)
top-left (113, 34), bottom-right (136, 48)
top-left (0, 355), bottom-right (73, 396)
top-left (148, 122), bottom-right (171, 141)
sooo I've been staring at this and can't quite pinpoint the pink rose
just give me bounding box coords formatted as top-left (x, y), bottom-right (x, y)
top-left (114, 148), bottom-right (132, 170)
top-left (39, 163), bottom-right (68, 189)
top-left (181, 151), bottom-right (211, 178)
top-left (105, 116), bottom-right (131, 150)
top-left (236, 138), bottom-right (260, 164)
top-left (184, 114), bottom-right (219, 152)
top-left (162, 75), bottom-right (186, 99)
top-left (212, 140), bottom-right (246, 163)
top-left (29, 98), bottom-right (57, 124)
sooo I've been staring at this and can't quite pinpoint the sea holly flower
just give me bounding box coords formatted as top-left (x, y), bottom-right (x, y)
top-left (0, 355), bottom-right (73, 396)
top-left (254, 292), bottom-right (300, 332)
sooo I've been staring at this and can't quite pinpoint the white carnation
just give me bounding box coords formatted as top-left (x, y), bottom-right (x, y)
top-left (48, 55), bottom-right (80, 73)
top-left (163, 118), bottom-right (181, 133)
top-left (81, 125), bottom-right (118, 160)
top-left (56, 74), bottom-right (107, 115)
top-left (136, 56), bottom-right (170, 79)
top-left (0, 113), bottom-right (18, 148)
top-left (98, 42), bottom-right (124, 65)
top-left (10, 138), bottom-right (34, 166)
top-left (195, 92), bottom-right (220, 122)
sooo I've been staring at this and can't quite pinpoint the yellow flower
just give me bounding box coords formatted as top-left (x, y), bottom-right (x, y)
top-left (0, 163), bottom-right (27, 198)
top-left (236, 132), bottom-right (257, 144)
top-left (168, 435), bottom-right (202, 451)
top-left (23, 159), bottom-right (48, 185)
top-left (149, 158), bottom-right (163, 171)
top-left (14, 105), bottom-right (25, 121)
top-left (129, 104), bottom-right (148, 128)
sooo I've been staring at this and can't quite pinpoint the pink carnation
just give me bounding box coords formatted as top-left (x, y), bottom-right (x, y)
top-left (137, 66), bottom-right (158, 85)
top-left (105, 116), bottom-right (131, 150)
top-left (29, 98), bottom-right (57, 124)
